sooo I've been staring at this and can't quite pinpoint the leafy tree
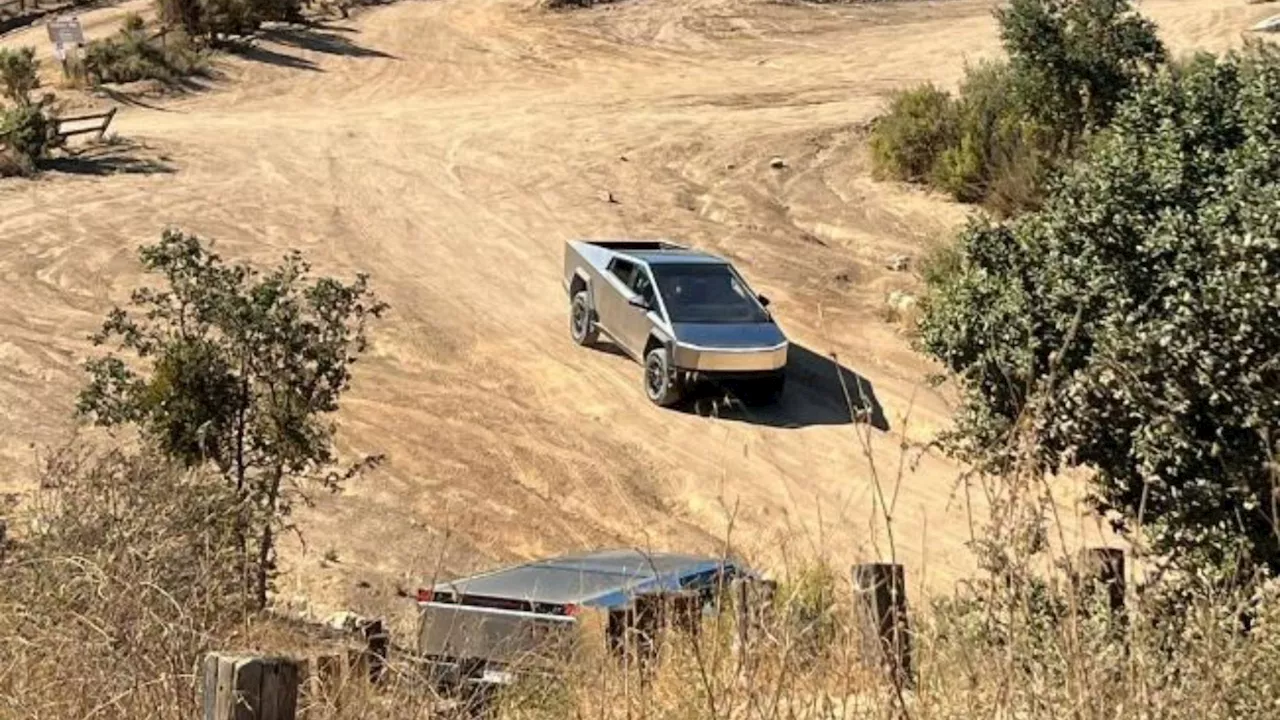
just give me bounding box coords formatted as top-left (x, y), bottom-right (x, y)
top-left (78, 230), bottom-right (387, 608)
top-left (156, 0), bottom-right (303, 42)
top-left (0, 46), bottom-right (38, 107)
top-left (997, 0), bottom-right (1165, 140)
top-left (918, 44), bottom-right (1280, 577)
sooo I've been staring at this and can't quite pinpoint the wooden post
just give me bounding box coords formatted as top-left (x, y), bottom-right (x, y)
top-left (359, 618), bottom-right (389, 685)
top-left (96, 108), bottom-right (116, 142)
top-left (733, 578), bottom-right (750, 653)
top-left (202, 653), bottom-right (300, 720)
top-left (852, 563), bottom-right (912, 688)
top-left (1078, 547), bottom-right (1125, 618)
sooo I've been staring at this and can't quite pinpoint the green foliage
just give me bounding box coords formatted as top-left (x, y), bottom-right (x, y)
top-left (872, 0), bottom-right (1165, 215)
top-left (917, 43), bottom-right (1280, 575)
top-left (928, 60), bottom-right (1056, 214)
top-left (0, 103), bottom-right (56, 177)
top-left (83, 19), bottom-right (209, 85)
top-left (78, 230), bottom-right (388, 608)
top-left (0, 46), bottom-right (38, 106)
top-left (869, 83), bottom-right (957, 183)
top-left (997, 0), bottom-right (1165, 138)
top-left (157, 0), bottom-right (303, 40)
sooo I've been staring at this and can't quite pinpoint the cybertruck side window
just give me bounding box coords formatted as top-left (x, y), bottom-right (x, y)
top-left (629, 267), bottom-right (657, 308)
top-left (607, 258), bottom-right (636, 287)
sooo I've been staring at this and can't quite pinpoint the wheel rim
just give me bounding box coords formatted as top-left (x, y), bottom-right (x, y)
top-left (646, 356), bottom-right (665, 399)
top-left (571, 298), bottom-right (588, 339)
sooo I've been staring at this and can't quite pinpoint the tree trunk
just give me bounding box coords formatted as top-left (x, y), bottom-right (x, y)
top-left (255, 520), bottom-right (273, 610)
top-left (254, 465), bottom-right (285, 610)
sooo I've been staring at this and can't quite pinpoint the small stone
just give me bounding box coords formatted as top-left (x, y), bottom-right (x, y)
top-left (769, 156), bottom-right (786, 169)
top-left (598, 190), bottom-right (619, 204)
top-left (325, 610), bottom-right (365, 633)
top-left (885, 254), bottom-right (911, 272)
top-left (887, 290), bottom-right (918, 313)
top-left (356, 579), bottom-right (372, 589)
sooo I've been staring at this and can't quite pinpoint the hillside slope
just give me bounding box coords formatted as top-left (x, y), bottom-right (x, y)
top-left (0, 0), bottom-right (1267, 616)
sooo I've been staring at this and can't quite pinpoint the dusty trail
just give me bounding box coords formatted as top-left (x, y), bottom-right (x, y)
top-left (0, 0), bottom-right (1265, 615)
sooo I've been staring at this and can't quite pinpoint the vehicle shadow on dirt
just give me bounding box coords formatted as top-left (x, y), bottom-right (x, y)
top-left (678, 344), bottom-right (890, 431)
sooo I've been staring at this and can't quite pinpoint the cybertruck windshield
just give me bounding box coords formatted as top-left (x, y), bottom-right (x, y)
top-left (651, 263), bottom-right (770, 325)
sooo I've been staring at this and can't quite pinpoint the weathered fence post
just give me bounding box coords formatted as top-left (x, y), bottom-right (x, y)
top-left (731, 577), bottom-right (776, 652)
top-left (202, 653), bottom-right (300, 720)
top-left (1078, 547), bottom-right (1125, 616)
top-left (359, 617), bottom-right (389, 685)
top-left (852, 563), bottom-right (913, 688)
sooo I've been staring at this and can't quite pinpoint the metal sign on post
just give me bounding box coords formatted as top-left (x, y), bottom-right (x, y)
top-left (46, 16), bottom-right (84, 80)
top-left (46, 16), bottom-right (85, 45)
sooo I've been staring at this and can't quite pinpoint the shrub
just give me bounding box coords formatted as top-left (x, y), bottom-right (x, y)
top-left (0, 46), bottom-right (38, 106)
top-left (83, 18), bottom-right (209, 85)
top-left (157, 0), bottom-right (303, 41)
top-left (928, 60), bottom-right (1053, 213)
top-left (0, 103), bottom-right (56, 176)
top-left (998, 0), bottom-right (1166, 137)
top-left (78, 231), bottom-right (387, 609)
top-left (871, 0), bottom-right (1166, 215)
top-left (0, 445), bottom-right (247, 719)
top-left (918, 43), bottom-right (1280, 577)
top-left (869, 83), bottom-right (958, 183)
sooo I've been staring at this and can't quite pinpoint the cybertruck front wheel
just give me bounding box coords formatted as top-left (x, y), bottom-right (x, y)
top-left (644, 348), bottom-right (683, 407)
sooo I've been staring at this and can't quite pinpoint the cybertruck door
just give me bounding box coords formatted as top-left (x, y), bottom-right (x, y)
top-left (599, 257), bottom-right (641, 358)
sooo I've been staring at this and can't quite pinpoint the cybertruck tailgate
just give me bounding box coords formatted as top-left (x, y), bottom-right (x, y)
top-left (418, 601), bottom-right (578, 667)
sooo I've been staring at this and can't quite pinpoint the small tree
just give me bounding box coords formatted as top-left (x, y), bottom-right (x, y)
top-left (78, 230), bottom-right (387, 608)
top-left (997, 0), bottom-right (1165, 140)
top-left (0, 47), bottom-right (38, 106)
top-left (918, 44), bottom-right (1280, 577)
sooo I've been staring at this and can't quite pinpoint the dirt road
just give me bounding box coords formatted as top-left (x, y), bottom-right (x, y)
top-left (0, 0), bottom-right (1266, 614)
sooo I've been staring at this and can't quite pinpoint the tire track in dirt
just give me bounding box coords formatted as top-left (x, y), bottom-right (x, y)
top-left (0, 0), bottom-right (1253, 618)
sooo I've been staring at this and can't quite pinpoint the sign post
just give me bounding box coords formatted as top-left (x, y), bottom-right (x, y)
top-left (46, 16), bottom-right (85, 80)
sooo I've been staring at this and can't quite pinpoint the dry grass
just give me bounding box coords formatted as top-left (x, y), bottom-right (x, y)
top-left (2, 427), bottom-right (1278, 720)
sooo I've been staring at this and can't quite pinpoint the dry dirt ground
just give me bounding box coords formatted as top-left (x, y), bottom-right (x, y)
top-left (0, 0), bottom-right (1269, 620)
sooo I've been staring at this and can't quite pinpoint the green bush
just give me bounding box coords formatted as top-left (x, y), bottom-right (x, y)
top-left (998, 0), bottom-right (1165, 138)
top-left (871, 0), bottom-right (1166, 216)
top-left (0, 46), bottom-right (38, 106)
top-left (0, 103), bottom-right (56, 176)
top-left (869, 84), bottom-right (958, 183)
top-left (918, 43), bottom-right (1280, 577)
top-left (157, 0), bottom-right (302, 40)
top-left (924, 61), bottom-right (1058, 215)
top-left (83, 19), bottom-right (208, 85)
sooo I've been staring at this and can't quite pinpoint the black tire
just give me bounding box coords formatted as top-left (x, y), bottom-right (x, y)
top-left (570, 291), bottom-right (598, 346)
top-left (644, 347), bottom-right (683, 407)
top-left (740, 373), bottom-right (786, 407)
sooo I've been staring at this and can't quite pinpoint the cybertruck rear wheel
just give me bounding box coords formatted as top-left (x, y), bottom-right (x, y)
top-left (644, 348), bottom-right (683, 407)
top-left (570, 291), bottom-right (598, 346)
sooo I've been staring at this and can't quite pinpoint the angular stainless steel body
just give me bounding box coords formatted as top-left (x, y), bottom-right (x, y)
top-left (417, 549), bottom-right (748, 687)
top-left (563, 239), bottom-right (789, 375)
